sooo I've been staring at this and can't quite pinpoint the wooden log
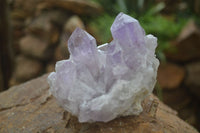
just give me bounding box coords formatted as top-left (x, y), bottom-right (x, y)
top-left (0, 74), bottom-right (198, 133)
top-left (0, 0), bottom-right (13, 91)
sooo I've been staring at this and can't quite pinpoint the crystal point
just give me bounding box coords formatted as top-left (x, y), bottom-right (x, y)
top-left (48, 12), bottom-right (159, 123)
top-left (68, 27), bottom-right (98, 60)
top-left (111, 13), bottom-right (145, 48)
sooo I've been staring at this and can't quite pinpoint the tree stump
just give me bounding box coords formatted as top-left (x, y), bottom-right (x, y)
top-left (0, 74), bottom-right (198, 133)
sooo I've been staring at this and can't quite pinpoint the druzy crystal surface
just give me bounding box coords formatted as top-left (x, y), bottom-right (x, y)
top-left (48, 12), bottom-right (159, 122)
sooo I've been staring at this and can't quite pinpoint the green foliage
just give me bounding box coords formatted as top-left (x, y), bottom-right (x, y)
top-left (89, 0), bottom-right (188, 60)
top-left (89, 14), bottom-right (114, 44)
top-left (139, 14), bottom-right (187, 61)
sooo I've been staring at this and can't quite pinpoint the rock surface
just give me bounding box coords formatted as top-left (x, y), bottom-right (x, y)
top-left (14, 55), bottom-right (43, 80)
top-left (26, 10), bottom-right (67, 42)
top-left (162, 88), bottom-right (190, 110)
top-left (13, 0), bottom-right (43, 15)
top-left (9, 55), bottom-right (43, 86)
top-left (19, 35), bottom-right (52, 60)
top-left (186, 62), bottom-right (200, 99)
top-left (64, 15), bottom-right (85, 33)
top-left (54, 42), bottom-right (69, 61)
top-left (0, 74), bottom-right (198, 133)
top-left (38, 0), bottom-right (102, 15)
top-left (186, 61), bottom-right (200, 87)
top-left (166, 20), bottom-right (200, 62)
top-left (157, 63), bottom-right (185, 89)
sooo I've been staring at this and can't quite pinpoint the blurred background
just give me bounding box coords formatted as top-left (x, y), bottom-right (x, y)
top-left (0, 0), bottom-right (200, 131)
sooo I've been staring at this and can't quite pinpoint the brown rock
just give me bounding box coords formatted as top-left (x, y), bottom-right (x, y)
top-left (19, 35), bottom-right (52, 60)
top-left (157, 63), bottom-right (185, 90)
top-left (186, 62), bottom-right (200, 98)
top-left (53, 15), bottom-right (85, 61)
top-left (26, 10), bottom-right (67, 44)
top-left (186, 62), bottom-right (200, 87)
top-left (54, 39), bottom-right (70, 61)
top-left (13, 0), bottom-right (43, 15)
top-left (46, 62), bottom-right (55, 73)
top-left (54, 31), bottom-right (70, 61)
top-left (38, 0), bottom-right (102, 15)
top-left (178, 105), bottom-right (197, 126)
top-left (11, 9), bottom-right (28, 20)
top-left (64, 15), bottom-right (85, 33)
top-left (0, 74), bottom-right (198, 133)
top-left (12, 55), bottom-right (43, 82)
top-left (166, 20), bottom-right (200, 62)
top-left (162, 88), bottom-right (191, 110)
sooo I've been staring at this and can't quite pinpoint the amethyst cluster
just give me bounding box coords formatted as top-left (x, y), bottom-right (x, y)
top-left (48, 13), bottom-right (159, 122)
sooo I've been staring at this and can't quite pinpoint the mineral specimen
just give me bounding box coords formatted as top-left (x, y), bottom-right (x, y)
top-left (48, 12), bottom-right (159, 122)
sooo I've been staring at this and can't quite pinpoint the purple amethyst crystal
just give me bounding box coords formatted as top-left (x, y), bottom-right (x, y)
top-left (48, 12), bottom-right (159, 122)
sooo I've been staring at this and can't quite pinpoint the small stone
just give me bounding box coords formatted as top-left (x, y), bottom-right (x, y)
top-left (186, 62), bottom-right (200, 87)
top-left (162, 88), bottom-right (190, 110)
top-left (186, 62), bottom-right (200, 99)
top-left (54, 42), bottom-right (69, 61)
top-left (157, 63), bottom-right (185, 89)
top-left (13, 0), bottom-right (42, 15)
top-left (12, 55), bottom-right (43, 82)
top-left (26, 10), bottom-right (67, 44)
top-left (178, 105), bottom-right (197, 126)
top-left (166, 20), bottom-right (200, 62)
top-left (38, 0), bottom-right (102, 15)
top-left (19, 35), bottom-right (52, 60)
top-left (46, 62), bottom-right (56, 73)
top-left (64, 15), bottom-right (85, 34)
top-left (48, 13), bottom-right (159, 122)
